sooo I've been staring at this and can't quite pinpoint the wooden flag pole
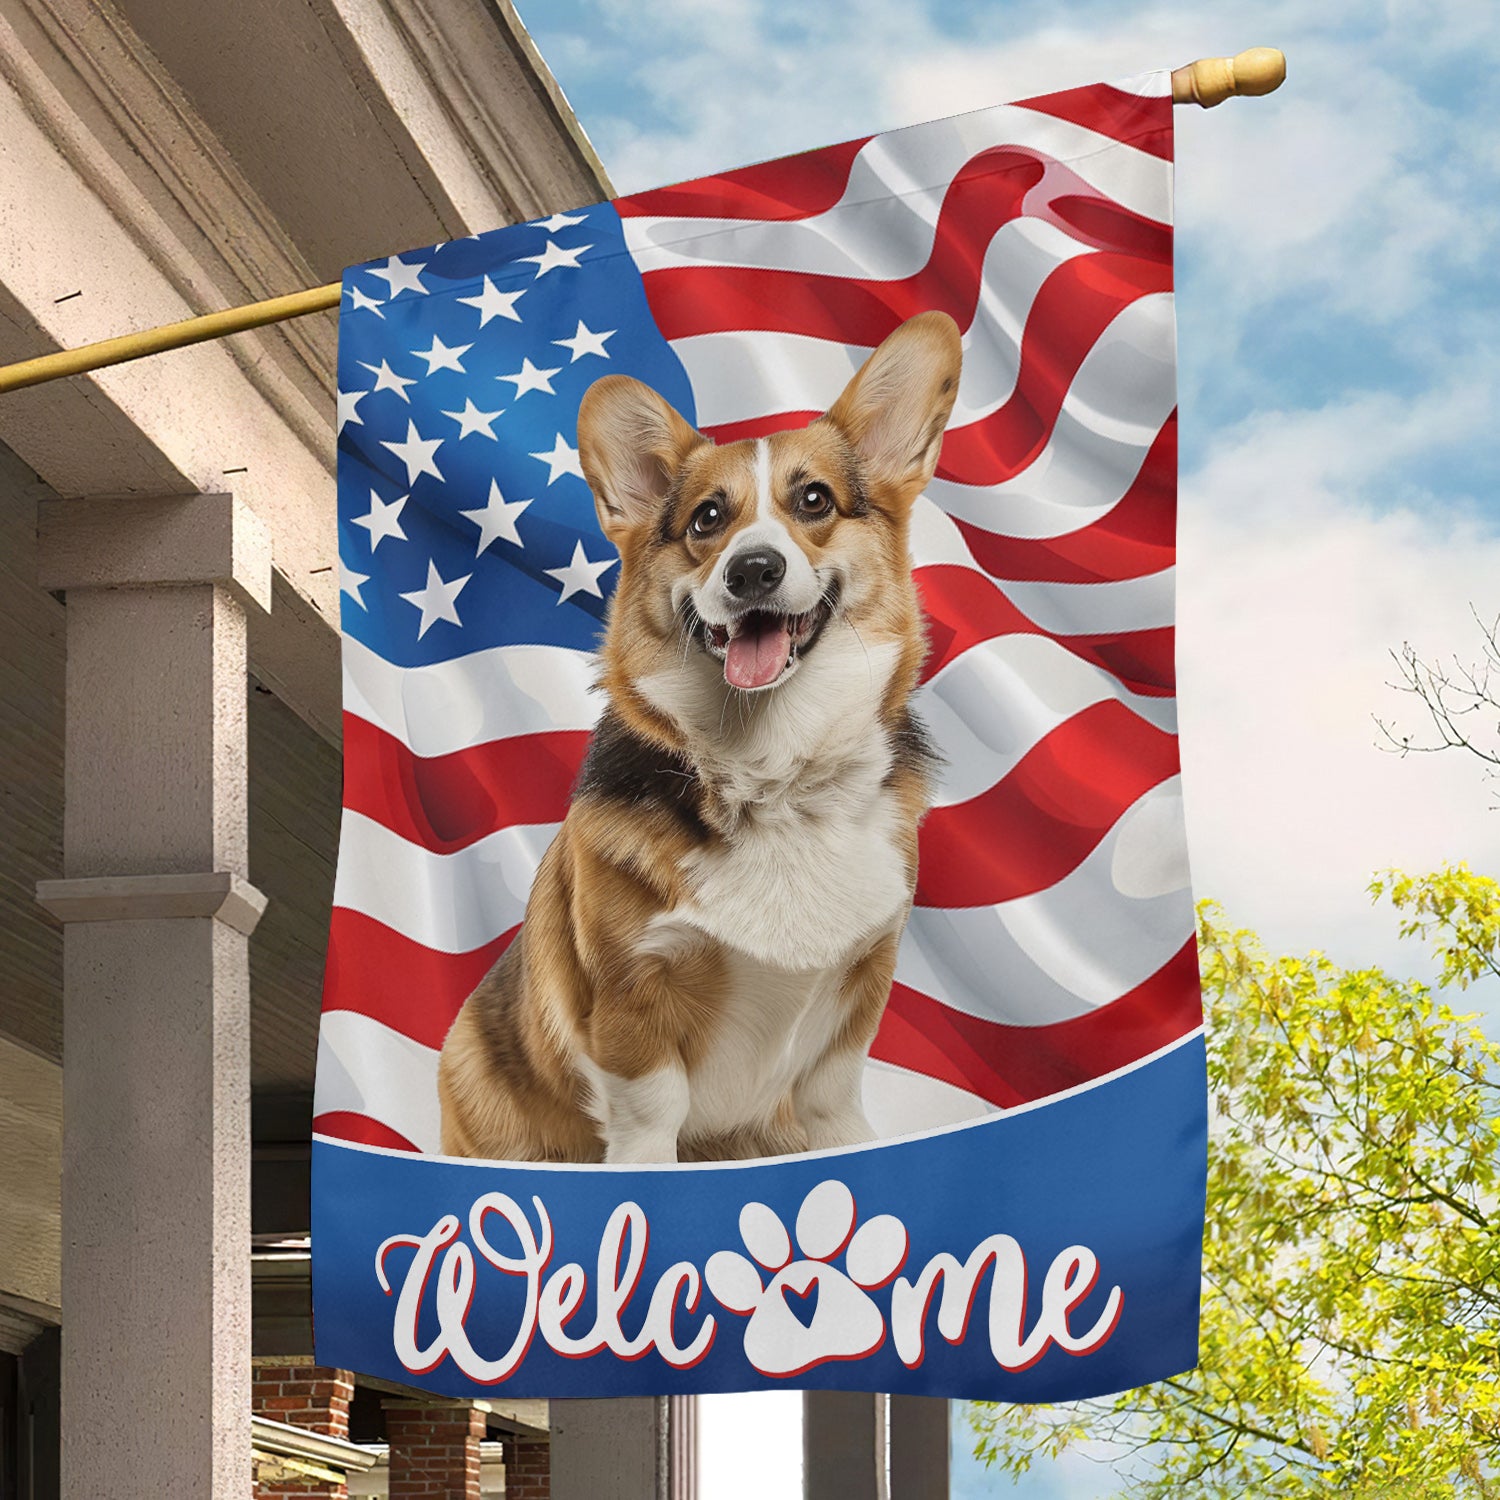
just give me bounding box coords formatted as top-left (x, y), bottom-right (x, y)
top-left (0, 48), bottom-right (1284, 399)
top-left (0, 281), bottom-right (343, 396)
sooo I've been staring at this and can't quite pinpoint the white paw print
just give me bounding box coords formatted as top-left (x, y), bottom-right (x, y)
top-left (705, 1180), bottom-right (909, 1377)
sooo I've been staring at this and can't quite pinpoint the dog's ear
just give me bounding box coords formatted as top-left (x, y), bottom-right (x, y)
top-left (577, 376), bottom-right (706, 545)
top-left (820, 311), bottom-right (962, 502)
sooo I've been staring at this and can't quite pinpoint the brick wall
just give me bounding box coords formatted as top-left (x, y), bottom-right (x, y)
top-left (385, 1404), bottom-right (486, 1500)
top-left (252, 1358), bottom-right (356, 1499)
top-left (505, 1437), bottom-right (550, 1500)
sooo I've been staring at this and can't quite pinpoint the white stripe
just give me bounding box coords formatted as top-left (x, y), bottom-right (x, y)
top-left (909, 490), bottom-right (976, 568)
top-left (916, 634), bottom-right (1176, 808)
top-left (624, 102), bottom-right (1171, 279)
top-left (897, 778), bottom-right (1192, 1024)
top-left (994, 568), bottom-right (1174, 635)
top-left (679, 332), bottom-right (864, 432)
top-left (925, 292), bottom-right (1176, 539)
top-left (333, 810), bottom-right (559, 952)
top-left (862, 1057), bottom-right (996, 1138)
top-left (1108, 69), bottom-right (1172, 98)
top-left (315, 1010), bottom-right (441, 1154)
top-left (672, 218), bottom-right (1095, 430)
top-left (342, 636), bottom-right (601, 757)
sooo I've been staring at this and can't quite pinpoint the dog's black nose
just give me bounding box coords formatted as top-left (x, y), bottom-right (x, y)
top-left (723, 547), bottom-right (786, 601)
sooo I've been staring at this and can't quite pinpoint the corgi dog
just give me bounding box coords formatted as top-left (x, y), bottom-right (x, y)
top-left (437, 310), bottom-right (962, 1164)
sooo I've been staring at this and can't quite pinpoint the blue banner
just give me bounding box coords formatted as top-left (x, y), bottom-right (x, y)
top-left (314, 1035), bottom-right (1204, 1397)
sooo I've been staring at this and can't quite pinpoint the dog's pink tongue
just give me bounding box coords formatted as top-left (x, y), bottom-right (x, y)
top-left (725, 616), bottom-right (791, 689)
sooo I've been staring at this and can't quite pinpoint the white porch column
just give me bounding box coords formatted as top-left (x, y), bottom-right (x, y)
top-left (36, 493), bottom-right (271, 1499)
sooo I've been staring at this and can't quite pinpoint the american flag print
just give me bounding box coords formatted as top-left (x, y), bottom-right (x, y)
top-left (317, 73), bottom-right (1195, 1159)
top-left (315, 71), bottom-right (1207, 1403)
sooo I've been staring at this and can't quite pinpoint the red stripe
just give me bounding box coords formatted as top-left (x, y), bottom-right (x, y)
top-left (341, 714), bottom-right (587, 853)
top-left (689, 250), bottom-right (1170, 492)
top-left (916, 563), bottom-right (1177, 696)
top-left (615, 135), bottom-right (872, 222)
top-left (948, 414), bottom-right (1176, 583)
top-left (313, 1112), bottom-right (420, 1154)
top-left (322, 907), bottom-right (518, 1049)
top-left (1016, 83), bottom-right (1172, 161)
top-left (639, 146), bottom-right (1169, 346)
top-left (869, 939), bottom-right (1200, 1109)
top-left (916, 701), bottom-right (1180, 908)
top-left (703, 410), bottom-right (821, 444)
top-left (932, 255), bottom-right (1171, 488)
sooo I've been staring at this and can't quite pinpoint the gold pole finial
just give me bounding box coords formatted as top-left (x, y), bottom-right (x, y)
top-left (1172, 47), bottom-right (1286, 108)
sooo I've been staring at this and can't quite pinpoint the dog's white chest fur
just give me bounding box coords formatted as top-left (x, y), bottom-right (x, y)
top-left (673, 782), bottom-right (908, 970)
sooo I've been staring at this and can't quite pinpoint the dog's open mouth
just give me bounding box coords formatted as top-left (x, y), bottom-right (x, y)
top-left (704, 599), bottom-right (833, 690)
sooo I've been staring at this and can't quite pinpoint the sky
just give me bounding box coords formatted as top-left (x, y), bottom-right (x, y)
top-left (508, 2), bottom-right (1500, 1495)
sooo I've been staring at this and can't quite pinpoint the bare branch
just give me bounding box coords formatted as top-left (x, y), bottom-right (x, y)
top-left (1374, 609), bottom-right (1500, 808)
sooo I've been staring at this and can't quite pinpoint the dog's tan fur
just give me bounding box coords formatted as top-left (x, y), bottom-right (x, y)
top-left (437, 311), bottom-right (962, 1163)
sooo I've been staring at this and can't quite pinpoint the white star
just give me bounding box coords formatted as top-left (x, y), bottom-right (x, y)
top-left (545, 540), bottom-right (617, 605)
top-left (441, 398), bottom-right (505, 440)
top-left (351, 489), bottom-right (408, 551)
top-left (457, 276), bottom-right (525, 326)
top-left (339, 559), bottom-right (370, 609)
top-left (553, 320), bottom-right (615, 362)
top-left (343, 285), bottom-right (385, 318)
top-left (357, 359), bottom-right (417, 403)
top-left (529, 433), bottom-right (585, 485)
top-left (412, 335), bottom-right (473, 375)
top-left (381, 420), bottom-right (445, 486)
top-left (460, 479), bottom-right (531, 554)
top-left (520, 239), bottom-right (592, 278)
top-left (536, 211), bottom-right (586, 232)
top-left (366, 254), bottom-right (429, 298)
top-left (498, 357), bottom-right (563, 399)
top-left (400, 559), bottom-right (471, 639)
top-left (336, 388), bottom-right (369, 434)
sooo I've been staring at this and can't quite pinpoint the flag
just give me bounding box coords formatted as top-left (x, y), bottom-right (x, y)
top-left (313, 71), bottom-right (1206, 1402)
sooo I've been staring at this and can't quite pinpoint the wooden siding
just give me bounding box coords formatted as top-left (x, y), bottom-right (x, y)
top-left (0, 1034), bottom-right (62, 1341)
top-left (0, 446), bottom-right (64, 1061)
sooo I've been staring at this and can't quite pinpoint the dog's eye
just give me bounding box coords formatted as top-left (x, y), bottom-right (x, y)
top-left (797, 484), bottom-right (834, 517)
top-left (689, 500), bottom-right (724, 537)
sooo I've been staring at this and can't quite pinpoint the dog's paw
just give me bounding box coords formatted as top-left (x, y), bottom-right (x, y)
top-left (704, 1180), bottom-right (908, 1377)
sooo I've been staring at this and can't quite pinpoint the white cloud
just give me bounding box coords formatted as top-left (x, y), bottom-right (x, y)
top-left (1177, 384), bottom-right (1500, 1012)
